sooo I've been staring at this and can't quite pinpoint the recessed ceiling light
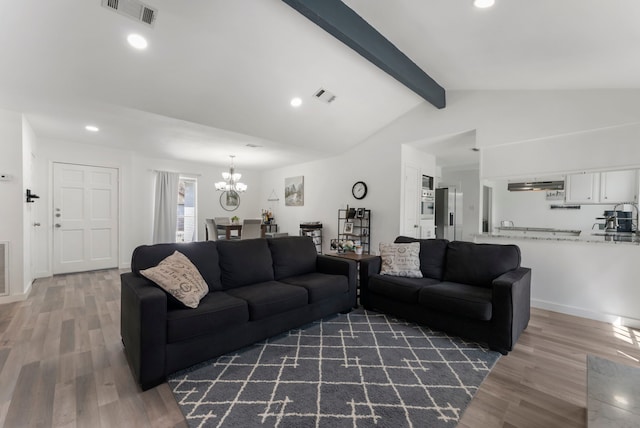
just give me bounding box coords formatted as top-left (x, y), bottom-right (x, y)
top-left (85, 125), bottom-right (99, 132)
top-left (127, 33), bottom-right (148, 50)
top-left (474, 0), bottom-right (495, 8)
top-left (290, 97), bottom-right (302, 107)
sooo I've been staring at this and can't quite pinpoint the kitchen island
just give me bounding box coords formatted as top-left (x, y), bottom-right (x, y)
top-left (487, 227), bottom-right (640, 245)
top-left (475, 231), bottom-right (640, 328)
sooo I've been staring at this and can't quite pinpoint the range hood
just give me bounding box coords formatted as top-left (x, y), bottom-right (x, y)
top-left (507, 180), bottom-right (565, 191)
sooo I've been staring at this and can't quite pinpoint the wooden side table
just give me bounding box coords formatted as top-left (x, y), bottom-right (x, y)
top-left (326, 252), bottom-right (378, 306)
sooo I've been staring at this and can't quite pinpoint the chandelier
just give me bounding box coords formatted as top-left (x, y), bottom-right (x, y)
top-left (215, 155), bottom-right (247, 193)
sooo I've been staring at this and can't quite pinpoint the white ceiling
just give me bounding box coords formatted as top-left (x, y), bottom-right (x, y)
top-left (1, 0), bottom-right (639, 169)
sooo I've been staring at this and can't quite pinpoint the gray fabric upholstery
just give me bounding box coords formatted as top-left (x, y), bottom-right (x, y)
top-left (268, 236), bottom-right (317, 280)
top-left (226, 281), bottom-right (309, 320)
top-left (216, 239), bottom-right (274, 289)
top-left (418, 282), bottom-right (493, 321)
top-left (131, 241), bottom-right (222, 291)
top-left (360, 239), bottom-right (531, 356)
top-left (121, 235), bottom-right (357, 390)
top-left (394, 236), bottom-right (449, 280)
top-left (280, 272), bottom-right (349, 303)
top-left (166, 292), bottom-right (249, 343)
top-left (443, 241), bottom-right (521, 288)
top-left (368, 274), bottom-right (440, 303)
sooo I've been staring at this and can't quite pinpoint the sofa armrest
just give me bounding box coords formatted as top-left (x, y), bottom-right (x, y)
top-left (489, 267), bottom-right (531, 353)
top-left (317, 255), bottom-right (358, 304)
top-left (359, 256), bottom-right (382, 308)
top-left (120, 272), bottom-right (168, 390)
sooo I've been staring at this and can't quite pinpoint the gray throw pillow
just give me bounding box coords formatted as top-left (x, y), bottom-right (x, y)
top-left (140, 250), bottom-right (209, 308)
top-left (379, 242), bottom-right (422, 278)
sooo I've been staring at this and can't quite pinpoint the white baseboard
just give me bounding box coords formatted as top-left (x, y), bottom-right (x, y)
top-left (532, 298), bottom-right (640, 329)
top-left (0, 280), bottom-right (32, 305)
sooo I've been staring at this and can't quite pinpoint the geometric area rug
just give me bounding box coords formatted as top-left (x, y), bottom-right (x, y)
top-left (168, 309), bottom-right (500, 428)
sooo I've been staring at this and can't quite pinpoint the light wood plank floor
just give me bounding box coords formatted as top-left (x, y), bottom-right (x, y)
top-left (1, 269), bottom-right (638, 427)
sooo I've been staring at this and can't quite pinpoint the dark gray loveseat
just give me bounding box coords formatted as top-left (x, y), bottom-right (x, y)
top-left (121, 236), bottom-right (356, 390)
top-left (360, 237), bottom-right (531, 354)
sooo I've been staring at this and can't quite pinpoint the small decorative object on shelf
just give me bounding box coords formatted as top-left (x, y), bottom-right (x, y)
top-left (336, 207), bottom-right (371, 254)
top-left (261, 209), bottom-right (274, 224)
top-left (231, 215), bottom-right (239, 224)
top-left (300, 222), bottom-right (322, 254)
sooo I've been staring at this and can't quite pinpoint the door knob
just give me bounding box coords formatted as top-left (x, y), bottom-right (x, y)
top-left (55, 224), bottom-right (61, 228)
top-left (33, 222), bottom-right (41, 227)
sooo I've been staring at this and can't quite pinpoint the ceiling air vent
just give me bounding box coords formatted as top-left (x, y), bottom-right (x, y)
top-left (101, 0), bottom-right (157, 27)
top-left (314, 88), bottom-right (336, 104)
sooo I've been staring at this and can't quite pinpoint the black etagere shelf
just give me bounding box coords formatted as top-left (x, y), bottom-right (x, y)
top-left (336, 208), bottom-right (371, 254)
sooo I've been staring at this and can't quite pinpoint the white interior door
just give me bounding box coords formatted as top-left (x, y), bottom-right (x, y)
top-left (53, 163), bottom-right (118, 274)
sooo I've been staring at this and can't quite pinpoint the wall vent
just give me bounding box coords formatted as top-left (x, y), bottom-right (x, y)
top-left (101, 0), bottom-right (157, 27)
top-left (313, 88), bottom-right (337, 104)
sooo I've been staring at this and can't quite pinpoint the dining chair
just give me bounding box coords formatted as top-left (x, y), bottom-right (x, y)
top-left (241, 219), bottom-right (262, 240)
top-left (214, 216), bottom-right (238, 239)
top-left (214, 217), bottom-right (230, 225)
top-left (205, 218), bottom-right (218, 241)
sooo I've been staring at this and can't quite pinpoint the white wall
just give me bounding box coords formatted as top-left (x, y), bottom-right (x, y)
top-left (260, 134), bottom-right (405, 254)
top-left (357, 89), bottom-right (640, 326)
top-left (478, 235), bottom-right (640, 327)
top-left (367, 90), bottom-right (640, 152)
top-left (35, 138), bottom-right (263, 272)
top-left (482, 122), bottom-right (640, 179)
top-left (21, 117), bottom-right (37, 295)
top-left (0, 109), bottom-right (25, 300)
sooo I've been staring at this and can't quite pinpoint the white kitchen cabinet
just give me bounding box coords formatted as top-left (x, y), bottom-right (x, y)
top-left (566, 173), bottom-right (599, 203)
top-left (600, 170), bottom-right (638, 203)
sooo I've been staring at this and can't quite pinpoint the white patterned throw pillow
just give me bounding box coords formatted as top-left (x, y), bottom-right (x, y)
top-left (379, 242), bottom-right (423, 278)
top-left (140, 250), bottom-right (209, 308)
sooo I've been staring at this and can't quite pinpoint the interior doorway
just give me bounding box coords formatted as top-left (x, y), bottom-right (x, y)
top-left (482, 185), bottom-right (493, 233)
top-left (52, 163), bottom-right (119, 274)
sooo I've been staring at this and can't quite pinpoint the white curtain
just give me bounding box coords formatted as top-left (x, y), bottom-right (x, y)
top-left (152, 171), bottom-right (180, 244)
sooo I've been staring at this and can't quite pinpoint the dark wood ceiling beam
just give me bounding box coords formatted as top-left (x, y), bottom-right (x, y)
top-left (282, 0), bottom-right (446, 109)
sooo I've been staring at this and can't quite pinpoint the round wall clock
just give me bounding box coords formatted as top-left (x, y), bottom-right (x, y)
top-left (352, 181), bottom-right (368, 200)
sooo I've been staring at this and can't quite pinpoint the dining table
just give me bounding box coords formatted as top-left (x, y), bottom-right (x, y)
top-left (216, 224), bottom-right (266, 240)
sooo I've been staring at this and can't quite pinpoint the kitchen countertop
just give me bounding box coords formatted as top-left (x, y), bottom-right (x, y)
top-left (477, 230), bottom-right (640, 245)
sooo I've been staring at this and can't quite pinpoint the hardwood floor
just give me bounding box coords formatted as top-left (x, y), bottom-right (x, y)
top-left (0, 269), bottom-right (638, 427)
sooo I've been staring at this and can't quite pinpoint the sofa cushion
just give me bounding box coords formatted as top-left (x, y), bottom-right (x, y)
top-left (418, 282), bottom-right (493, 321)
top-left (281, 272), bottom-right (348, 303)
top-left (268, 236), bottom-right (317, 280)
top-left (368, 274), bottom-right (441, 303)
top-left (217, 239), bottom-right (275, 289)
top-left (379, 242), bottom-right (422, 278)
top-left (140, 251), bottom-right (209, 308)
top-left (394, 236), bottom-right (449, 280)
top-left (131, 241), bottom-right (222, 291)
top-left (166, 291), bottom-right (249, 343)
top-left (444, 241), bottom-right (521, 288)
top-left (225, 281), bottom-right (308, 320)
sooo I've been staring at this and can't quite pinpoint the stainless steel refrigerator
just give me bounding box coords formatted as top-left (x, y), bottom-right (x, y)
top-left (435, 187), bottom-right (462, 240)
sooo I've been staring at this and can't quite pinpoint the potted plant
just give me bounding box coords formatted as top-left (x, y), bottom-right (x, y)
top-left (231, 215), bottom-right (240, 224)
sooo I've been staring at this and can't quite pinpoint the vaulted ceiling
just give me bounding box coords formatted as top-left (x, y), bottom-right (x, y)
top-left (1, 0), bottom-right (639, 169)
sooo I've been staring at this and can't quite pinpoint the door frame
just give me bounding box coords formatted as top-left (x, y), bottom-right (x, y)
top-left (46, 161), bottom-right (121, 277)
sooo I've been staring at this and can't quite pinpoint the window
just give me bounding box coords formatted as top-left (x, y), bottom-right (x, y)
top-left (176, 177), bottom-right (197, 242)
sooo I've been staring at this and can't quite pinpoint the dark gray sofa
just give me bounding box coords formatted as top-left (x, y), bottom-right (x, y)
top-left (121, 236), bottom-right (356, 390)
top-left (360, 237), bottom-right (531, 354)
